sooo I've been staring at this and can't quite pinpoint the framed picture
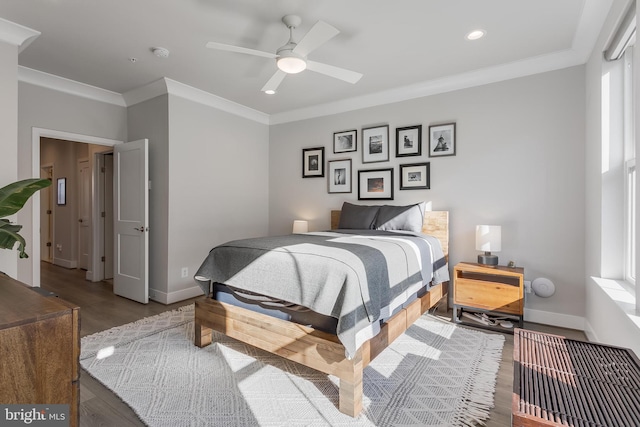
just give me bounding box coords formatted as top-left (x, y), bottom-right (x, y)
top-left (328, 159), bottom-right (352, 193)
top-left (358, 168), bottom-right (394, 200)
top-left (399, 162), bottom-right (430, 190)
top-left (362, 125), bottom-right (389, 163)
top-left (396, 125), bottom-right (422, 157)
top-left (333, 130), bottom-right (357, 153)
top-left (57, 178), bottom-right (66, 205)
top-left (428, 123), bottom-right (456, 157)
top-left (302, 147), bottom-right (324, 178)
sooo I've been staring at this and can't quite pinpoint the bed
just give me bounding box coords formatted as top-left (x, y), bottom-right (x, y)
top-left (193, 202), bottom-right (449, 417)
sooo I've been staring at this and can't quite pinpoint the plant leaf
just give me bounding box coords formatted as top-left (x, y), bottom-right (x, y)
top-left (0, 219), bottom-right (27, 258)
top-left (0, 178), bottom-right (51, 219)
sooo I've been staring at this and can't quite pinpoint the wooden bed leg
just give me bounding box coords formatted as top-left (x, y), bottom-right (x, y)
top-left (195, 321), bottom-right (213, 348)
top-left (339, 354), bottom-right (364, 417)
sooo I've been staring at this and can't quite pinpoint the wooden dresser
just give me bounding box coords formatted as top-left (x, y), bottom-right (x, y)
top-left (0, 273), bottom-right (79, 427)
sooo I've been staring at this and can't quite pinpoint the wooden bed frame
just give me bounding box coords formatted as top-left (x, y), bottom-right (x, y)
top-left (194, 210), bottom-right (449, 417)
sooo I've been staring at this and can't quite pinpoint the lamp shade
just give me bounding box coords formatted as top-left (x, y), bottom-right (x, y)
top-left (292, 220), bottom-right (308, 234)
top-left (475, 225), bottom-right (501, 252)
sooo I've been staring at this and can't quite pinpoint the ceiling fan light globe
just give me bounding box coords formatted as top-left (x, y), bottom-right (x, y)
top-left (276, 51), bottom-right (307, 74)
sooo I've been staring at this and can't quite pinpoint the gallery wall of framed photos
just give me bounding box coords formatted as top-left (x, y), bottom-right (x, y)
top-left (303, 121), bottom-right (456, 200)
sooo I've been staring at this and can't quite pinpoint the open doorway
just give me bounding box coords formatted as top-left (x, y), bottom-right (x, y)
top-left (38, 135), bottom-right (117, 283)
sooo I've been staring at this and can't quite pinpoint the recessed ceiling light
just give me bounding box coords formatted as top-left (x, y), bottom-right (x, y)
top-left (466, 30), bottom-right (486, 41)
top-left (264, 90), bottom-right (276, 95)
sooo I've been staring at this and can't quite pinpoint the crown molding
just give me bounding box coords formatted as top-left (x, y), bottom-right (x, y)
top-left (121, 78), bottom-right (168, 106)
top-left (18, 66), bottom-right (126, 106)
top-left (269, 49), bottom-right (585, 124)
top-left (163, 78), bottom-right (270, 124)
top-left (0, 17), bottom-right (40, 52)
top-left (122, 78), bottom-right (269, 124)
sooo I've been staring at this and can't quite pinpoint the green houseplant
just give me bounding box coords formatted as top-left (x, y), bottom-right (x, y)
top-left (0, 178), bottom-right (51, 258)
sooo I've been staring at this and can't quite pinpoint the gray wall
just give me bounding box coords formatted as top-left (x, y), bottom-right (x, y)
top-left (127, 95), bottom-right (170, 300)
top-left (270, 66), bottom-right (586, 326)
top-left (165, 95), bottom-right (270, 302)
top-left (0, 41), bottom-right (19, 276)
top-left (126, 94), bottom-right (270, 303)
top-left (17, 82), bottom-right (127, 284)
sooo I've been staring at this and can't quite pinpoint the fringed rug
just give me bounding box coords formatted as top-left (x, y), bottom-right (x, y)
top-left (80, 304), bottom-right (504, 426)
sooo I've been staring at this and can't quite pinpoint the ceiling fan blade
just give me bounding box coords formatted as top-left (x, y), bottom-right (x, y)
top-left (306, 60), bottom-right (363, 84)
top-left (293, 21), bottom-right (339, 57)
top-left (261, 70), bottom-right (287, 92)
top-left (206, 41), bottom-right (276, 59)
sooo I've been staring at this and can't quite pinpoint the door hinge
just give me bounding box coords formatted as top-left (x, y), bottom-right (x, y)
top-left (101, 211), bottom-right (106, 218)
top-left (46, 242), bottom-right (52, 247)
top-left (101, 256), bottom-right (105, 262)
top-left (47, 210), bottom-right (52, 215)
top-left (101, 166), bottom-right (105, 173)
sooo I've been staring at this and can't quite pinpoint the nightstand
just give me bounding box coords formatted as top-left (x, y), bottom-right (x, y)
top-left (452, 262), bottom-right (524, 333)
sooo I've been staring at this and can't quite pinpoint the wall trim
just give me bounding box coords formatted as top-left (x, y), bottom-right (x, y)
top-left (52, 257), bottom-right (77, 269)
top-left (0, 17), bottom-right (40, 52)
top-left (19, 66), bottom-right (126, 106)
top-left (524, 307), bottom-right (586, 331)
top-left (149, 285), bottom-right (203, 305)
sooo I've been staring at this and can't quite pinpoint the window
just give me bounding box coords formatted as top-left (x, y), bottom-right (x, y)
top-left (624, 45), bottom-right (636, 285)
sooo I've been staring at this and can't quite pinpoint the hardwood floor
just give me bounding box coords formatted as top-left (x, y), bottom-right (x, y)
top-left (40, 262), bottom-right (586, 427)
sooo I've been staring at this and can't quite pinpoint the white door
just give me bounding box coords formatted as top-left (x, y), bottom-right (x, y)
top-left (104, 153), bottom-right (114, 280)
top-left (113, 139), bottom-right (149, 303)
top-left (78, 159), bottom-right (91, 270)
top-left (40, 165), bottom-right (54, 263)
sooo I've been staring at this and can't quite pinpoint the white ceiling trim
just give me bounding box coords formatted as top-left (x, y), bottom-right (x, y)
top-left (571, 0), bottom-right (614, 62)
top-left (121, 78), bottom-right (168, 107)
top-left (0, 17), bottom-right (39, 52)
top-left (18, 66), bottom-right (126, 106)
top-left (163, 78), bottom-right (270, 125)
top-left (270, 49), bottom-right (586, 125)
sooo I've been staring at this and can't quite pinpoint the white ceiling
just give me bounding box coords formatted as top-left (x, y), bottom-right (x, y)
top-left (0, 0), bottom-right (611, 119)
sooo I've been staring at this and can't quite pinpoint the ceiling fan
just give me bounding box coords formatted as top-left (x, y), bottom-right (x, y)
top-left (206, 15), bottom-right (363, 94)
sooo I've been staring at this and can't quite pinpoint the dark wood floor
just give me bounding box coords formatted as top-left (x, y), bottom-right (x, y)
top-left (40, 262), bottom-right (586, 427)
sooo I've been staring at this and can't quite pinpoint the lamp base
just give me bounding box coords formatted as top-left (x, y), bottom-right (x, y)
top-left (477, 253), bottom-right (498, 266)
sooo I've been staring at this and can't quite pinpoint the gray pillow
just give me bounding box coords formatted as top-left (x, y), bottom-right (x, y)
top-left (338, 202), bottom-right (380, 229)
top-left (375, 202), bottom-right (425, 232)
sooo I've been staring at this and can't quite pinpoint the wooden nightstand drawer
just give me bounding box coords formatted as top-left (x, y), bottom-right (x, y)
top-left (454, 277), bottom-right (521, 314)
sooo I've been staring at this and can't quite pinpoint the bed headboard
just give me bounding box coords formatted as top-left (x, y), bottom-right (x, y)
top-left (330, 209), bottom-right (449, 259)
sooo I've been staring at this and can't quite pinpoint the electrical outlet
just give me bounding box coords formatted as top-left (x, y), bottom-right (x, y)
top-left (524, 280), bottom-right (532, 293)
top-left (181, 267), bottom-right (189, 278)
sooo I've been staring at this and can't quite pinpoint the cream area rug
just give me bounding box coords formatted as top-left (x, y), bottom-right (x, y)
top-left (80, 304), bottom-right (504, 427)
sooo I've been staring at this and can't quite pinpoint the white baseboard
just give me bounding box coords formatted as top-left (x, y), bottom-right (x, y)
top-left (53, 257), bottom-right (77, 269)
top-left (149, 285), bottom-right (203, 305)
top-left (583, 319), bottom-right (601, 343)
top-left (524, 308), bottom-right (585, 331)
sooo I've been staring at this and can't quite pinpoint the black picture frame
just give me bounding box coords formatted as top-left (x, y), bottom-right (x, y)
top-left (302, 147), bottom-right (325, 178)
top-left (57, 178), bottom-right (66, 205)
top-left (362, 125), bottom-right (389, 163)
top-left (358, 168), bottom-right (394, 200)
top-left (399, 162), bottom-right (430, 190)
top-left (428, 123), bottom-right (456, 157)
top-left (333, 130), bottom-right (357, 153)
top-left (396, 125), bottom-right (422, 157)
top-left (328, 159), bottom-right (352, 193)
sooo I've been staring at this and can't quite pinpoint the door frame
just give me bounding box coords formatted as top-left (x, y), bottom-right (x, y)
top-left (31, 127), bottom-right (122, 287)
top-left (40, 163), bottom-right (54, 263)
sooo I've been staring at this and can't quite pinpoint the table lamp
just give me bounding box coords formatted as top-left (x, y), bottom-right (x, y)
top-left (476, 225), bottom-right (501, 265)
